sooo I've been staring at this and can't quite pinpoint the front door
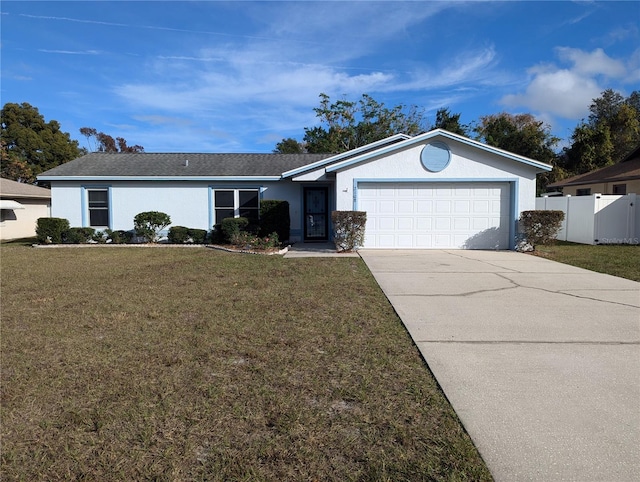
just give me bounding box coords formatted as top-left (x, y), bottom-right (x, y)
top-left (303, 187), bottom-right (328, 241)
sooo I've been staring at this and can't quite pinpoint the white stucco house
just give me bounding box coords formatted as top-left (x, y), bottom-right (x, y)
top-left (37, 129), bottom-right (552, 249)
top-left (0, 178), bottom-right (51, 241)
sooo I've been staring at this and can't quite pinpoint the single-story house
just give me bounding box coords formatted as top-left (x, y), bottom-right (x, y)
top-left (547, 145), bottom-right (640, 196)
top-left (0, 177), bottom-right (52, 240)
top-left (37, 129), bottom-right (551, 249)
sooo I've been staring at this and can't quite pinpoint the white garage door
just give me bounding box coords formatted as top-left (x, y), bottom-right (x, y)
top-left (358, 182), bottom-right (511, 249)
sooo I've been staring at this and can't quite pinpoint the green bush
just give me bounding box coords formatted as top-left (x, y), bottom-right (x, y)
top-left (168, 226), bottom-right (189, 243)
top-left (168, 226), bottom-right (208, 244)
top-left (331, 211), bottom-right (367, 252)
top-left (189, 229), bottom-right (208, 244)
top-left (36, 217), bottom-right (70, 244)
top-left (63, 227), bottom-right (96, 244)
top-left (105, 229), bottom-right (133, 244)
top-left (259, 200), bottom-right (290, 242)
top-left (220, 217), bottom-right (249, 244)
top-left (134, 211), bottom-right (171, 243)
top-left (519, 210), bottom-right (565, 248)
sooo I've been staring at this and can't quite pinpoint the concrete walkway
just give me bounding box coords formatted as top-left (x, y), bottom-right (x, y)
top-left (358, 249), bottom-right (640, 482)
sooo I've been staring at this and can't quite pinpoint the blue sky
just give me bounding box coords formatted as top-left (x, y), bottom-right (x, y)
top-left (1, 1), bottom-right (638, 153)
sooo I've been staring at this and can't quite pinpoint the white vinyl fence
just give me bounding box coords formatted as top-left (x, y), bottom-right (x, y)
top-left (535, 193), bottom-right (639, 245)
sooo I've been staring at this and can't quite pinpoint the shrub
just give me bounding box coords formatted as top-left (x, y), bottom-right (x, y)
top-left (168, 226), bottom-right (208, 244)
top-left (36, 217), bottom-right (70, 244)
top-left (133, 211), bottom-right (171, 243)
top-left (519, 210), bottom-right (565, 248)
top-left (259, 200), bottom-right (290, 242)
top-left (220, 217), bottom-right (249, 244)
top-left (331, 211), bottom-right (367, 252)
top-left (105, 229), bottom-right (133, 244)
top-left (189, 229), bottom-right (208, 244)
top-left (254, 232), bottom-right (280, 250)
top-left (63, 227), bottom-right (96, 244)
top-left (168, 226), bottom-right (189, 244)
top-left (92, 230), bottom-right (108, 244)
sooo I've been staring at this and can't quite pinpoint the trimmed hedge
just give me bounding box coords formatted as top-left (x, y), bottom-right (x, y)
top-left (168, 226), bottom-right (208, 244)
top-left (63, 227), bottom-right (96, 244)
top-left (259, 200), bottom-right (290, 242)
top-left (332, 211), bottom-right (367, 252)
top-left (220, 217), bottom-right (249, 244)
top-left (519, 210), bottom-right (565, 248)
top-left (105, 229), bottom-right (133, 244)
top-left (36, 218), bottom-right (70, 244)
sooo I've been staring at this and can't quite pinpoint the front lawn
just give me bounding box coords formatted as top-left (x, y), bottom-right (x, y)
top-left (533, 241), bottom-right (640, 282)
top-left (0, 246), bottom-right (491, 481)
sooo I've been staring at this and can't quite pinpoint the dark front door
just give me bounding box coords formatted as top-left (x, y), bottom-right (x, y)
top-left (303, 187), bottom-right (328, 241)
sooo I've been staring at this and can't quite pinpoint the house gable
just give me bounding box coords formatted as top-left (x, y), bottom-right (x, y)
top-left (325, 129), bottom-right (552, 174)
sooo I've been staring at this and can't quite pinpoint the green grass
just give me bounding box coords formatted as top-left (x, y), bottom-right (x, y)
top-left (1, 246), bottom-right (492, 481)
top-left (533, 241), bottom-right (640, 281)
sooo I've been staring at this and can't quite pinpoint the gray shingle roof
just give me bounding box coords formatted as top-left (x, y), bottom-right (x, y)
top-left (38, 152), bottom-right (333, 178)
top-left (0, 177), bottom-right (51, 198)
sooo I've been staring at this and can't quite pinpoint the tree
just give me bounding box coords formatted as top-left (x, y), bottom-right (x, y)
top-left (561, 89), bottom-right (639, 175)
top-left (475, 112), bottom-right (559, 164)
top-left (273, 137), bottom-right (305, 154)
top-left (433, 108), bottom-right (469, 136)
top-left (275, 93), bottom-right (427, 154)
top-left (586, 89), bottom-right (639, 163)
top-left (475, 112), bottom-right (561, 193)
top-left (1, 102), bottom-right (84, 182)
top-left (80, 127), bottom-right (144, 153)
top-left (562, 122), bottom-right (614, 175)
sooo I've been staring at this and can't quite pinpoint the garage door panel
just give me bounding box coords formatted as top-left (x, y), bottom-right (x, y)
top-left (435, 200), bottom-right (451, 213)
top-left (379, 201), bottom-right (395, 214)
top-left (416, 218), bottom-right (432, 230)
top-left (397, 200), bottom-right (414, 213)
top-left (473, 200), bottom-right (490, 213)
top-left (397, 217), bottom-right (413, 230)
top-left (378, 217), bottom-right (395, 230)
top-left (416, 200), bottom-right (433, 213)
top-left (454, 200), bottom-right (470, 213)
top-left (360, 182), bottom-right (511, 249)
top-left (454, 218), bottom-right (470, 230)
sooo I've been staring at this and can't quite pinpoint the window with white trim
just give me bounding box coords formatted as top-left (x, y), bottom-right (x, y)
top-left (213, 189), bottom-right (259, 224)
top-left (87, 189), bottom-right (110, 227)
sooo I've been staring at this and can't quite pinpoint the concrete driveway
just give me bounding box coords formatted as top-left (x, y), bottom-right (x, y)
top-left (359, 249), bottom-right (640, 482)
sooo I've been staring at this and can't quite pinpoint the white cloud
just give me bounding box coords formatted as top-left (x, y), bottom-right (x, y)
top-left (555, 47), bottom-right (626, 77)
top-left (501, 47), bottom-right (633, 120)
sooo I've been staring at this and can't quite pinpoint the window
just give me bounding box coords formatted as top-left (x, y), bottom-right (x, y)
top-left (213, 189), bottom-right (259, 224)
top-left (87, 189), bottom-right (109, 227)
top-left (613, 184), bottom-right (627, 195)
top-left (576, 188), bottom-right (591, 196)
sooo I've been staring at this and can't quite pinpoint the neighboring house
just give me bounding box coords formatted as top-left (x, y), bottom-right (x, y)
top-left (37, 129), bottom-right (551, 250)
top-left (547, 145), bottom-right (640, 196)
top-left (0, 178), bottom-right (51, 240)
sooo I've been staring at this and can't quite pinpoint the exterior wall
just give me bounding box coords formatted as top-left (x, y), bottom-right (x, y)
top-left (562, 179), bottom-right (640, 196)
top-left (334, 140), bottom-right (540, 217)
top-left (0, 198), bottom-right (51, 240)
top-left (50, 180), bottom-right (303, 240)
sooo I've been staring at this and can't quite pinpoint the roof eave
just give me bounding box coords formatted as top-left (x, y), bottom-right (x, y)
top-left (281, 133), bottom-right (412, 178)
top-left (37, 175), bottom-right (283, 182)
top-left (550, 174), bottom-right (640, 188)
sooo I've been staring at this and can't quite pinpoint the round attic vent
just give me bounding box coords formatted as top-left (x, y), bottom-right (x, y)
top-left (420, 141), bottom-right (451, 172)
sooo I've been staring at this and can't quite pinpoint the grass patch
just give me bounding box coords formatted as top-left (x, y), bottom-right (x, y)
top-left (1, 246), bottom-right (491, 481)
top-left (533, 241), bottom-right (640, 281)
